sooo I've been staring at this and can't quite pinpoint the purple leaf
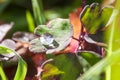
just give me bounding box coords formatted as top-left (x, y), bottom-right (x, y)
top-left (12, 31), bottom-right (36, 43)
top-left (0, 39), bottom-right (16, 50)
top-left (0, 22), bottom-right (13, 42)
top-left (84, 34), bottom-right (107, 47)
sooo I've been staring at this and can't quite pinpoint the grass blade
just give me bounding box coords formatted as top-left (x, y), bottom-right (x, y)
top-left (77, 49), bottom-right (120, 80)
top-left (105, 0), bottom-right (120, 79)
top-left (0, 45), bottom-right (27, 80)
top-left (31, 0), bottom-right (46, 25)
top-left (26, 10), bottom-right (35, 32)
top-left (0, 62), bottom-right (7, 80)
top-left (14, 58), bottom-right (27, 80)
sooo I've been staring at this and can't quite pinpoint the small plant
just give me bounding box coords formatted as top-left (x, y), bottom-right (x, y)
top-left (0, 0), bottom-right (120, 80)
top-left (0, 45), bottom-right (27, 80)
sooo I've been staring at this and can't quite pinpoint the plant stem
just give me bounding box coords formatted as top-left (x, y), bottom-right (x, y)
top-left (105, 13), bottom-right (115, 80)
top-left (105, 2), bottom-right (119, 79)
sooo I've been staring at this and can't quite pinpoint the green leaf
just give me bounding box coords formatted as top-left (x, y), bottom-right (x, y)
top-left (77, 52), bottom-right (102, 80)
top-left (26, 10), bottom-right (35, 32)
top-left (77, 54), bottom-right (91, 72)
top-left (0, 46), bottom-right (27, 80)
top-left (80, 3), bottom-right (113, 34)
top-left (0, 45), bottom-right (13, 54)
top-left (14, 58), bottom-right (27, 80)
top-left (29, 38), bottom-right (47, 53)
top-left (50, 54), bottom-right (82, 80)
top-left (0, 45), bottom-right (15, 60)
top-left (77, 52), bottom-right (101, 74)
top-left (77, 52), bottom-right (101, 66)
top-left (29, 18), bottom-right (73, 54)
top-left (31, 0), bottom-right (46, 25)
top-left (0, 62), bottom-right (7, 80)
top-left (42, 63), bottom-right (64, 79)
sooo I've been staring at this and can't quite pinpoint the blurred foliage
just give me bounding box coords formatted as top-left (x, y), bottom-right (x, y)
top-left (0, 5), bottom-right (28, 37)
top-left (0, 0), bottom-right (103, 38)
top-left (32, 0), bottom-right (46, 25)
top-left (86, 0), bottom-right (102, 5)
top-left (0, 0), bottom-right (11, 14)
top-left (105, 0), bottom-right (120, 80)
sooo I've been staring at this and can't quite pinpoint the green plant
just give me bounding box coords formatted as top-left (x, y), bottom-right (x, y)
top-left (0, 0), bottom-right (120, 80)
top-left (0, 46), bottom-right (27, 80)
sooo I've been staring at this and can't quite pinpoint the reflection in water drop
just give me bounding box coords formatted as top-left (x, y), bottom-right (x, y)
top-left (40, 33), bottom-right (54, 45)
top-left (40, 33), bottom-right (59, 49)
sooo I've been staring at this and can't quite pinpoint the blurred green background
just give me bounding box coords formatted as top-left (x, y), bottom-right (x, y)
top-left (0, 0), bottom-right (102, 37)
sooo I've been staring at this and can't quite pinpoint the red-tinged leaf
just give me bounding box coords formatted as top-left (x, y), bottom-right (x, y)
top-left (54, 47), bottom-right (70, 54)
top-left (69, 39), bottom-right (80, 53)
top-left (69, 12), bottom-right (82, 39)
top-left (0, 23), bottom-right (13, 42)
top-left (69, 12), bottom-right (82, 53)
top-left (32, 76), bottom-right (41, 80)
top-left (52, 8), bottom-right (83, 54)
top-left (75, 7), bottom-right (83, 16)
top-left (31, 54), bottom-right (46, 66)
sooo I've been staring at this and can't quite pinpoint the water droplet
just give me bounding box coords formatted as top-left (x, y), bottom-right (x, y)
top-left (40, 33), bottom-right (54, 45)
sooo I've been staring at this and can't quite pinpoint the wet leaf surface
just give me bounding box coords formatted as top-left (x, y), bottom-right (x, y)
top-left (29, 18), bottom-right (73, 54)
